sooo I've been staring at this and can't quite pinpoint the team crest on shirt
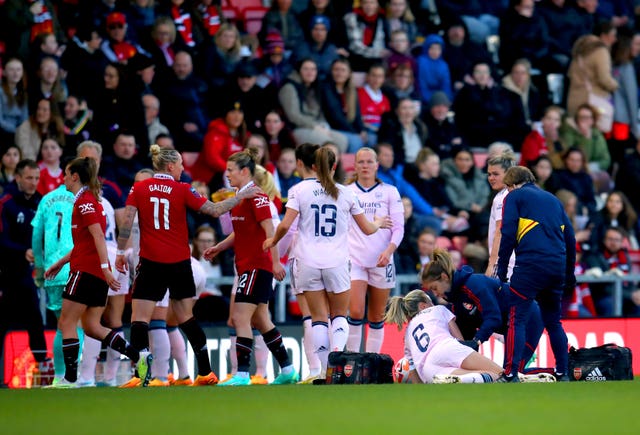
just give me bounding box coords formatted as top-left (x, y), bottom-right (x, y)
top-left (253, 196), bottom-right (270, 208)
top-left (463, 302), bottom-right (476, 313)
top-left (375, 191), bottom-right (383, 199)
top-left (78, 202), bottom-right (95, 215)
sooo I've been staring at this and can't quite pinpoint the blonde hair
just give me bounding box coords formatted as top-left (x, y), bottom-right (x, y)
top-left (214, 23), bottom-right (241, 55)
top-left (421, 248), bottom-right (455, 285)
top-left (254, 164), bottom-right (281, 202)
top-left (348, 147), bottom-right (381, 184)
top-left (384, 289), bottom-right (432, 330)
top-left (77, 140), bottom-right (103, 159)
top-left (149, 143), bottom-right (180, 172)
top-left (152, 16), bottom-right (176, 43)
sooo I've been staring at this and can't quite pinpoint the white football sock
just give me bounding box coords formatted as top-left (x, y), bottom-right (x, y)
top-left (253, 333), bottom-right (268, 377)
top-left (78, 336), bottom-right (101, 383)
top-left (168, 327), bottom-right (189, 379)
top-left (365, 321), bottom-right (385, 353)
top-left (346, 317), bottom-right (363, 352)
top-left (331, 316), bottom-right (349, 352)
top-left (312, 321), bottom-right (330, 376)
top-left (149, 327), bottom-right (171, 381)
top-left (302, 317), bottom-right (320, 376)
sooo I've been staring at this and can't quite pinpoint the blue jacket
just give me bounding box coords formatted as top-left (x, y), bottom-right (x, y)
top-left (0, 182), bottom-right (41, 274)
top-left (449, 266), bottom-right (504, 343)
top-left (416, 34), bottom-right (453, 105)
top-left (377, 164), bottom-right (433, 216)
top-left (497, 183), bottom-right (576, 290)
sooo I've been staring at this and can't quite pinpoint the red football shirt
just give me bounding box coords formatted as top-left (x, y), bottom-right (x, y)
top-left (126, 174), bottom-right (206, 263)
top-left (70, 188), bottom-right (107, 279)
top-left (231, 187), bottom-right (273, 274)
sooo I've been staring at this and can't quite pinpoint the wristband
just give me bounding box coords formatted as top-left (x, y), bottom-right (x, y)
top-left (116, 249), bottom-right (125, 255)
top-left (101, 263), bottom-right (110, 270)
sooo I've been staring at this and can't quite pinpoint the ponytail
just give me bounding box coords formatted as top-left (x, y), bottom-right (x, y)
top-left (67, 157), bottom-right (101, 200)
top-left (384, 289), bottom-right (431, 330)
top-left (315, 146), bottom-right (339, 199)
top-left (421, 248), bottom-right (455, 285)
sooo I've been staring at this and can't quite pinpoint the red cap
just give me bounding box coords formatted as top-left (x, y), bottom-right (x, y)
top-left (106, 12), bottom-right (127, 27)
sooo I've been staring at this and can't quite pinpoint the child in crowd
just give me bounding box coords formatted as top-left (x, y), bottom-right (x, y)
top-left (37, 137), bottom-right (64, 196)
top-left (416, 34), bottom-right (452, 110)
top-left (386, 30), bottom-right (417, 78)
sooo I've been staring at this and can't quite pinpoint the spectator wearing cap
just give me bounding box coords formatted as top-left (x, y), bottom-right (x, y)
top-left (452, 62), bottom-right (528, 149)
top-left (219, 61), bottom-right (273, 133)
top-left (61, 24), bottom-right (108, 100)
top-left (422, 91), bottom-right (462, 161)
top-left (203, 23), bottom-right (243, 94)
top-left (292, 15), bottom-right (342, 82)
top-left (259, 0), bottom-right (304, 55)
top-left (190, 99), bottom-right (250, 187)
top-left (256, 29), bottom-right (293, 91)
top-left (416, 34), bottom-right (453, 109)
top-left (442, 17), bottom-right (492, 93)
top-left (129, 53), bottom-right (156, 95)
top-left (297, 0), bottom-right (347, 47)
top-left (278, 58), bottom-right (348, 151)
top-left (343, 0), bottom-right (390, 72)
top-left (100, 12), bottom-right (147, 64)
top-left (158, 51), bottom-right (208, 152)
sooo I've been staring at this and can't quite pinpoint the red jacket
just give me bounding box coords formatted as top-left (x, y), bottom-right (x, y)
top-left (519, 130), bottom-right (548, 167)
top-left (190, 119), bottom-right (245, 184)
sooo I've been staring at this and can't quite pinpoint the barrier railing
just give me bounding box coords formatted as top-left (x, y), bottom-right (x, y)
top-left (211, 273), bottom-right (640, 322)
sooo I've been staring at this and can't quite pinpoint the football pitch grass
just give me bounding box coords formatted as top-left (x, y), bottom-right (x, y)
top-left (1, 381), bottom-right (638, 434)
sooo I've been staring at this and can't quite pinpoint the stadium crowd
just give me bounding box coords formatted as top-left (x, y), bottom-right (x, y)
top-left (1, 0), bottom-right (640, 386)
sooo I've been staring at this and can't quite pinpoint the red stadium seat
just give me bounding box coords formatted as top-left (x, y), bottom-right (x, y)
top-left (341, 153), bottom-right (356, 173)
top-left (222, 6), bottom-right (239, 24)
top-left (225, 0), bottom-right (263, 15)
top-left (629, 250), bottom-right (640, 274)
top-left (243, 6), bottom-right (268, 36)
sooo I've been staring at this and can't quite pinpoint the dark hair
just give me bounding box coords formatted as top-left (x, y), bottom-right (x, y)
top-left (295, 142), bottom-right (320, 170)
top-left (16, 159), bottom-right (39, 175)
top-left (228, 147), bottom-right (259, 176)
top-left (315, 146), bottom-right (338, 199)
top-left (66, 157), bottom-right (101, 199)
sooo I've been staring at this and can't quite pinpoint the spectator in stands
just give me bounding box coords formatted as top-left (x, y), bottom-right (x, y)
top-left (259, 0), bottom-right (304, 54)
top-left (203, 23), bottom-right (243, 95)
top-left (502, 58), bottom-right (543, 126)
top-left (220, 61), bottom-right (271, 133)
top-left (437, 0), bottom-right (505, 46)
top-left (423, 91), bottom-right (462, 161)
top-left (145, 16), bottom-right (178, 86)
top-left (442, 17), bottom-right (492, 93)
top-left (573, 0), bottom-right (599, 36)
top-left (537, 0), bottom-right (584, 74)
top-left (124, 0), bottom-right (157, 44)
top-left (556, 188), bottom-right (593, 251)
top-left (256, 29), bottom-right (293, 91)
top-left (143, 94), bottom-right (169, 146)
top-left (292, 15), bottom-right (341, 82)
top-left (1, 0), bottom-right (63, 60)
top-left (440, 146), bottom-right (490, 242)
top-left (60, 24), bottom-right (107, 101)
top-left (404, 148), bottom-right (470, 234)
top-left (100, 12), bottom-right (147, 64)
top-left (378, 97), bottom-right (428, 166)
top-left (386, 0), bottom-right (418, 45)
top-left (498, 0), bottom-right (550, 74)
top-left (28, 56), bottom-right (67, 114)
top-left (416, 34), bottom-right (453, 108)
top-left (584, 226), bottom-right (635, 316)
top-left (0, 145), bottom-right (21, 196)
top-left (99, 133), bottom-right (145, 200)
top-left (374, 142), bottom-right (438, 220)
top-left (0, 58), bottom-right (29, 146)
top-left (245, 134), bottom-right (276, 177)
top-left (278, 58), bottom-right (348, 151)
top-left (382, 63), bottom-right (421, 109)
top-left (452, 62), bottom-right (528, 149)
top-left (130, 52), bottom-right (156, 96)
top-left (157, 0), bottom-right (206, 54)
top-left (590, 191), bottom-right (639, 251)
top-left (386, 30), bottom-right (418, 78)
top-left (28, 32), bottom-right (63, 78)
top-left (394, 197), bottom-right (439, 277)
top-left (615, 139), bottom-right (640, 216)
top-left (358, 63), bottom-right (391, 147)
top-left (520, 105), bottom-right (565, 167)
top-left (159, 51), bottom-right (208, 152)
top-left (297, 0), bottom-right (346, 47)
top-left (91, 62), bottom-right (148, 155)
top-left (610, 33), bottom-right (639, 166)
top-left (190, 99), bottom-right (248, 187)
top-left (548, 147), bottom-right (598, 217)
top-left (62, 95), bottom-right (92, 158)
top-left (276, 148), bottom-right (300, 207)
top-left (321, 141), bottom-right (347, 183)
top-left (343, 0), bottom-right (390, 72)
top-left (16, 98), bottom-right (65, 161)
top-left (259, 110), bottom-right (296, 162)
top-left (36, 137), bottom-right (63, 196)
top-left (321, 58), bottom-right (367, 153)
top-left (560, 103), bottom-right (611, 172)
top-left (529, 154), bottom-right (554, 190)
top-left (567, 34), bottom-right (618, 117)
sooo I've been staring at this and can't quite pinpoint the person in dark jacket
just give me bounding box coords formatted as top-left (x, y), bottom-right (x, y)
top-left (422, 248), bottom-right (544, 371)
top-left (291, 15), bottom-right (342, 82)
top-left (378, 97), bottom-right (428, 166)
top-left (0, 160), bottom-right (48, 384)
top-left (497, 166), bottom-right (576, 382)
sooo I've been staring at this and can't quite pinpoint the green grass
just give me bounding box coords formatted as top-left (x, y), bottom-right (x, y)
top-left (1, 382), bottom-right (639, 434)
